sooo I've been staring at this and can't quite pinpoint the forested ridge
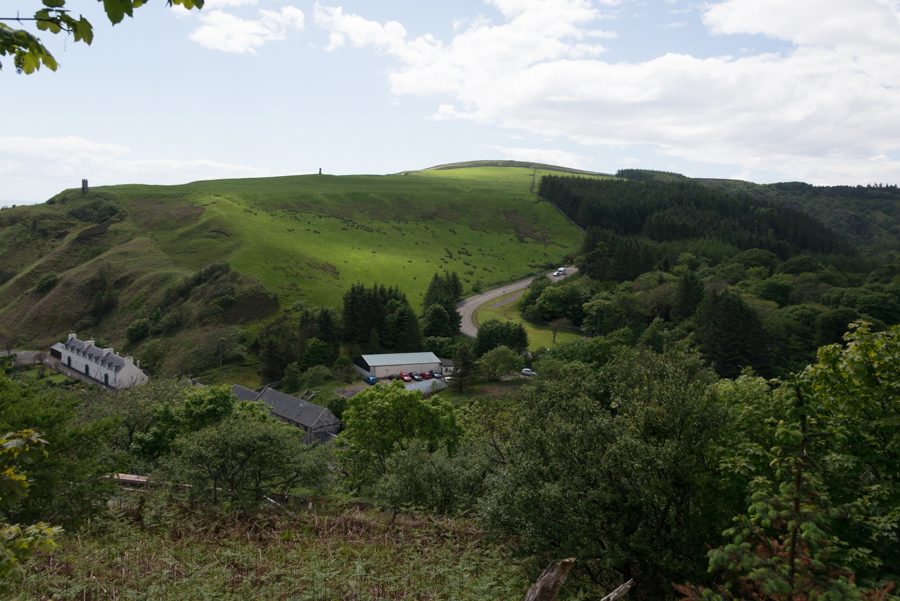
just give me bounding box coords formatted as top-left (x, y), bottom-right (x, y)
top-left (613, 168), bottom-right (900, 252)
top-left (538, 175), bottom-right (854, 257)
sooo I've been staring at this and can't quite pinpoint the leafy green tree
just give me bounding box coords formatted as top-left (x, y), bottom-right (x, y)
top-left (139, 339), bottom-right (165, 374)
top-left (424, 336), bottom-right (456, 359)
top-left (752, 275), bottom-right (794, 307)
top-left (477, 345), bottom-right (523, 381)
top-left (282, 362), bottom-right (303, 393)
top-left (548, 317), bottom-right (573, 343)
top-left (337, 381), bottom-right (462, 490)
top-left (303, 364), bottom-right (331, 386)
top-left (480, 348), bottom-right (727, 598)
top-left (1, 0), bottom-right (203, 74)
top-left (301, 338), bottom-right (336, 370)
top-left (679, 373), bottom-right (894, 600)
top-left (474, 319), bottom-right (528, 356)
top-left (161, 412), bottom-right (332, 506)
top-left (0, 376), bottom-right (123, 527)
top-left (807, 322), bottom-right (900, 572)
top-left (132, 385), bottom-right (238, 462)
top-left (375, 438), bottom-right (493, 515)
top-left (0, 430), bottom-right (60, 596)
top-left (125, 318), bottom-right (150, 343)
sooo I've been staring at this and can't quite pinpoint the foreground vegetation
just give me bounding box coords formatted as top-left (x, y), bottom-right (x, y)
top-left (2, 321), bottom-right (899, 599)
top-left (14, 505), bottom-right (529, 601)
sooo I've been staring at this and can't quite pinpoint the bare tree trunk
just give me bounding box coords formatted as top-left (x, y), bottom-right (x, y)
top-left (524, 558), bottom-right (576, 601)
top-left (601, 579), bottom-right (635, 601)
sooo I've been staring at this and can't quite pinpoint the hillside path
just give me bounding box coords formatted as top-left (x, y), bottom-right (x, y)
top-left (457, 268), bottom-right (577, 337)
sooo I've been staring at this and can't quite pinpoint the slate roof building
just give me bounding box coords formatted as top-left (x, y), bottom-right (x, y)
top-left (231, 385), bottom-right (342, 443)
top-left (352, 352), bottom-right (444, 379)
top-left (51, 333), bottom-right (149, 390)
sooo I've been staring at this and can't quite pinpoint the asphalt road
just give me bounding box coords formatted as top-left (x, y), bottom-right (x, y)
top-left (457, 268), bottom-right (576, 337)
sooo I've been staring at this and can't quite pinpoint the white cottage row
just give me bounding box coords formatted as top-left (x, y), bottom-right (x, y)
top-left (51, 333), bottom-right (149, 390)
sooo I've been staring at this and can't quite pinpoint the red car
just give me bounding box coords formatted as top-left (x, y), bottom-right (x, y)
top-left (421, 371), bottom-right (434, 380)
top-left (399, 372), bottom-right (413, 382)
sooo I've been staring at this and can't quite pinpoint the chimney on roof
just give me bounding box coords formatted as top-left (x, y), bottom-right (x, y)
top-left (85, 340), bottom-right (94, 346)
top-left (104, 347), bottom-right (113, 355)
top-left (125, 356), bottom-right (134, 365)
top-left (136, 360), bottom-right (141, 369)
top-left (68, 333), bottom-right (76, 340)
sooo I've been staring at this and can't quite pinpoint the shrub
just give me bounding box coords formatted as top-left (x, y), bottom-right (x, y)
top-left (140, 340), bottom-right (165, 374)
top-left (35, 273), bottom-right (59, 294)
top-left (304, 365), bottom-right (332, 386)
top-left (126, 318), bottom-right (150, 343)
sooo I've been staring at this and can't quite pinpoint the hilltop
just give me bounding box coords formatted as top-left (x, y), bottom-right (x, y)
top-left (0, 163), bottom-right (586, 379)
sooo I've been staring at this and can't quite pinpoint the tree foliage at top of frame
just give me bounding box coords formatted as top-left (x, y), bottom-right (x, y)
top-left (1, 0), bottom-right (203, 74)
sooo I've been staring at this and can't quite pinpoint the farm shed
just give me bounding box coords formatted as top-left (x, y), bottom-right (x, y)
top-left (231, 385), bottom-right (341, 443)
top-left (353, 352), bottom-right (441, 378)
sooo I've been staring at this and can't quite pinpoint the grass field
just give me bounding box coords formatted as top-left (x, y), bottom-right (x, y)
top-left (473, 290), bottom-right (583, 351)
top-left (106, 166), bottom-right (585, 311)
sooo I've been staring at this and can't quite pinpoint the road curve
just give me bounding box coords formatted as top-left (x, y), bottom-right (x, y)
top-left (457, 268), bottom-right (576, 337)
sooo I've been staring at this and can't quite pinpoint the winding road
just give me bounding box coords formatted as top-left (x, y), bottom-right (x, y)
top-left (457, 268), bottom-right (577, 337)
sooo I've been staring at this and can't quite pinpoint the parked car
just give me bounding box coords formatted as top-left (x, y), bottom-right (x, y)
top-left (410, 372), bottom-right (423, 381)
top-left (387, 374), bottom-right (399, 380)
top-left (399, 372), bottom-right (412, 382)
top-left (421, 371), bottom-right (433, 380)
top-left (430, 370), bottom-right (442, 379)
top-left (364, 376), bottom-right (378, 385)
top-left (553, 267), bottom-right (567, 276)
top-left (522, 368), bottom-right (536, 377)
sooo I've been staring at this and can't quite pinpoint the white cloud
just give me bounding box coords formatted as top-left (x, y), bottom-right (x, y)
top-left (312, 0), bottom-right (900, 184)
top-left (0, 136), bottom-right (270, 204)
top-left (491, 145), bottom-right (591, 169)
top-left (663, 21), bottom-right (687, 28)
top-left (190, 6), bottom-right (304, 53)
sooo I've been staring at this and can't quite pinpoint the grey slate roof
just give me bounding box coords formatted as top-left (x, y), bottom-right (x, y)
top-left (358, 352), bottom-right (440, 367)
top-left (230, 385), bottom-right (341, 432)
top-left (63, 336), bottom-right (127, 372)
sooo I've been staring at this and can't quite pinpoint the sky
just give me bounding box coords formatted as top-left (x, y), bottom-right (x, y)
top-left (3, 0), bottom-right (900, 205)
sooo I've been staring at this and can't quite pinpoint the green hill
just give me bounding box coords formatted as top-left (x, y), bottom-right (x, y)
top-left (0, 163), bottom-right (586, 378)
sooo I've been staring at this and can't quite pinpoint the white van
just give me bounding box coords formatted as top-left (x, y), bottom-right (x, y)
top-left (554, 267), bottom-right (567, 276)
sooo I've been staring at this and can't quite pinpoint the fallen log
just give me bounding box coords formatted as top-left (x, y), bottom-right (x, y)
top-left (523, 558), bottom-right (576, 601)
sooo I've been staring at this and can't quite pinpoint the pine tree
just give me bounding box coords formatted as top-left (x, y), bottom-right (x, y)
top-left (452, 343), bottom-right (477, 393)
top-left (694, 288), bottom-right (770, 378)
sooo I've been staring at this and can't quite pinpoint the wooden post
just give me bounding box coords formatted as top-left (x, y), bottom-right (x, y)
top-left (523, 558), bottom-right (576, 601)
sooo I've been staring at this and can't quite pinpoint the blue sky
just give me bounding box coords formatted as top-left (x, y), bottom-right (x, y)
top-left (3, 0), bottom-right (900, 205)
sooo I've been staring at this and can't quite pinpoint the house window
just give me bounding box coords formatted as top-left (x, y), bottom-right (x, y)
top-left (104, 373), bottom-right (109, 385)
top-left (84, 365), bottom-right (89, 376)
top-left (67, 356), bottom-right (71, 368)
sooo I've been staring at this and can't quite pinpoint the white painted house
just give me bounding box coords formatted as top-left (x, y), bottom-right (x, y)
top-left (51, 333), bottom-right (149, 390)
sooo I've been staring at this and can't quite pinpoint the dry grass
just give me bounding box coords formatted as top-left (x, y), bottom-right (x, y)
top-left (15, 500), bottom-right (530, 600)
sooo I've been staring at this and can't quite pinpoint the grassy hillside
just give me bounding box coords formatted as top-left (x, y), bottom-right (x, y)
top-left (0, 163), bottom-right (586, 374)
